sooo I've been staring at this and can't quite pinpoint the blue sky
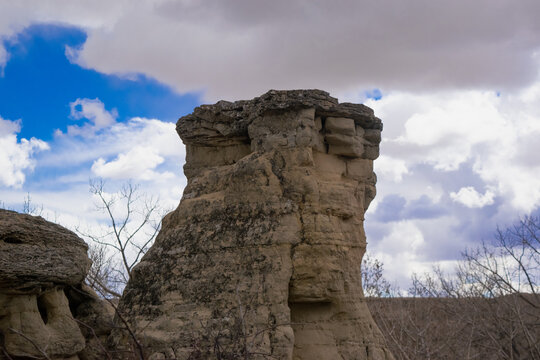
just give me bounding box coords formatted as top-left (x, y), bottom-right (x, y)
top-left (0, 24), bottom-right (200, 141)
top-left (0, 24), bottom-right (199, 199)
top-left (1, 1), bottom-right (540, 288)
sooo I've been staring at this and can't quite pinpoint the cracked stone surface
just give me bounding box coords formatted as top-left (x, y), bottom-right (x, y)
top-left (0, 210), bottom-right (113, 360)
top-left (114, 89), bottom-right (394, 359)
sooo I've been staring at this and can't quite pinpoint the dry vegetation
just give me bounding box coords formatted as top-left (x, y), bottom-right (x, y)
top-left (368, 294), bottom-right (539, 359)
top-left (364, 215), bottom-right (540, 360)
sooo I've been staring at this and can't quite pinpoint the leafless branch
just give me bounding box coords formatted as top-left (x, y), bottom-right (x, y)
top-left (8, 328), bottom-right (51, 360)
top-left (77, 178), bottom-right (169, 298)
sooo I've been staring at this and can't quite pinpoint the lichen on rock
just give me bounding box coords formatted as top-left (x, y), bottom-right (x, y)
top-left (0, 209), bottom-right (114, 360)
top-left (114, 89), bottom-right (393, 359)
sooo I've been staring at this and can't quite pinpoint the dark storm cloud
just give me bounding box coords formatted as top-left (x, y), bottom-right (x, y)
top-left (374, 194), bottom-right (447, 222)
top-left (374, 194), bottom-right (407, 222)
top-left (65, 0), bottom-right (540, 100)
top-left (2, 1), bottom-right (539, 100)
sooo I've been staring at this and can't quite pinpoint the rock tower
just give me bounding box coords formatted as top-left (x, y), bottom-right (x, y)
top-left (115, 90), bottom-right (393, 359)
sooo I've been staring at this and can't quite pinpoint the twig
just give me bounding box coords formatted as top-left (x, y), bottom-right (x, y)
top-left (102, 297), bottom-right (146, 360)
top-left (73, 318), bottom-right (113, 360)
top-left (8, 328), bottom-right (51, 360)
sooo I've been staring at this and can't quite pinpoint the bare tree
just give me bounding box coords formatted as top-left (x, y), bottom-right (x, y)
top-left (362, 253), bottom-right (399, 297)
top-left (22, 192), bottom-right (43, 216)
top-left (401, 216), bottom-right (540, 359)
top-left (458, 215), bottom-right (540, 359)
top-left (365, 216), bottom-right (540, 360)
top-left (462, 216), bottom-right (539, 299)
top-left (86, 242), bottom-right (124, 299)
top-left (77, 178), bottom-right (167, 298)
top-left (0, 193), bottom-right (43, 216)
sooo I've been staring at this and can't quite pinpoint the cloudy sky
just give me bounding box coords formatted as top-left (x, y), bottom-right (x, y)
top-left (1, 0), bottom-right (540, 287)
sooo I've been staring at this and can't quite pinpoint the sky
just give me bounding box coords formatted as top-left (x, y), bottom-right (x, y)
top-left (1, 0), bottom-right (540, 288)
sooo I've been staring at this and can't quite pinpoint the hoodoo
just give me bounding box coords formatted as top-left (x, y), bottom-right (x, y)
top-left (0, 209), bottom-right (114, 359)
top-left (114, 90), bottom-right (393, 359)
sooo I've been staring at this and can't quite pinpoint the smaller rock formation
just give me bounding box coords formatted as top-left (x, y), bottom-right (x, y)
top-left (0, 209), bottom-right (113, 360)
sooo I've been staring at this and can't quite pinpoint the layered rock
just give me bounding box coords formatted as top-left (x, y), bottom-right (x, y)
top-left (115, 90), bottom-right (393, 359)
top-left (0, 210), bottom-right (113, 359)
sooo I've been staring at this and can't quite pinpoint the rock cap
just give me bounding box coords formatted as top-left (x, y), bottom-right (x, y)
top-left (0, 209), bottom-right (91, 293)
top-left (177, 89), bottom-right (382, 146)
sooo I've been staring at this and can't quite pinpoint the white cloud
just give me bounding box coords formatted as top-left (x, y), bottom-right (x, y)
top-left (48, 117), bottom-right (183, 169)
top-left (0, 116), bottom-right (20, 134)
top-left (375, 155), bottom-right (409, 182)
top-left (92, 146), bottom-right (173, 180)
top-left (38, 102), bottom-right (185, 197)
top-left (1, 1), bottom-right (540, 100)
top-left (0, 116), bottom-right (49, 188)
top-left (0, 45), bottom-right (7, 75)
top-left (66, 98), bottom-right (118, 136)
top-left (450, 187), bottom-right (495, 208)
top-left (366, 85), bottom-right (540, 212)
top-left (385, 91), bottom-right (509, 171)
top-left (369, 220), bottom-right (428, 286)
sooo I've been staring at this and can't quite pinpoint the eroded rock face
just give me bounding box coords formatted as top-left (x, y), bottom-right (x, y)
top-left (0, 210), bottom-right (113, 360)
top-left (115, 90), bottom-right (393, 359)
top-left (0, 210), bottom-right (90, 292)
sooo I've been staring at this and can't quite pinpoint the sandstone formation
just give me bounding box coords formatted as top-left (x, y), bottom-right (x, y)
top-left (0, 209), bottom-right (113, 359)
top-left (114, 90), bottom-right (393, 359)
